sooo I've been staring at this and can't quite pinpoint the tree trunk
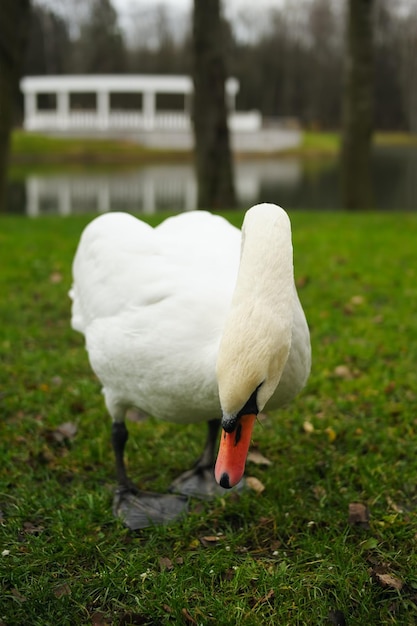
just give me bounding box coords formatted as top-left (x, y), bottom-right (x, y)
top-left (0, 0), bottom-right (31, 213)
top-left (192, 0), bottom-right (236, 210)
top-left (341, 0), bottom-right (374, 210)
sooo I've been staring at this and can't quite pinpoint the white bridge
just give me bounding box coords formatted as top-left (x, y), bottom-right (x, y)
top-left (20, 74), bottom-right (301, 152)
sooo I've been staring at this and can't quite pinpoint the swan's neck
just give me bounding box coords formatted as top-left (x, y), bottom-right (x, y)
top-left (216, 205), bottom-right (295, 417)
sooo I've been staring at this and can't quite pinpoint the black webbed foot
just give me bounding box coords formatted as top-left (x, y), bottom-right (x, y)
top-left (113, 485), bottom-right (188, 530)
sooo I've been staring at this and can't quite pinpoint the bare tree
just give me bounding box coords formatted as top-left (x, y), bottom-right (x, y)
top-left (192, 0), bottom-right (236, 209)
top-left (398, 8), bottom-right (417, 134)
top-left (72, 0), bottom-right (127, 74)
top-left (341, 0), bottom-right (374, 210)
top-left (0, 0), bottom-right (31, 212)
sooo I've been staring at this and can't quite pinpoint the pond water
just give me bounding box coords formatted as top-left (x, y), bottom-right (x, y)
top-left (6, 145), bottom-right (417, 215)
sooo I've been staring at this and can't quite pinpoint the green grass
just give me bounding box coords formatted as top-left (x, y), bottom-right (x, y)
top-left (10, 130), bottom-right (190, 167)
top-left (1, 210), bottom-right (417, 625)
top-left (10, 130), bottom-right (417, 169)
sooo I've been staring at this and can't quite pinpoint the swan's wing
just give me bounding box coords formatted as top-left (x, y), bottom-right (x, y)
top-left (70, 211), bottom-right (240, 335)
top-left (70, 211), bottom-right (241, 422)
top-left (71, 212), bottom-right (158, 332)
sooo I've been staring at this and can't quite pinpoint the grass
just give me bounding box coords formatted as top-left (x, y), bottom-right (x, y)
top-left (10, 130), bottom-right (191, 168)
top-left (10, 130), bottom-right (417, 170)
top-left (1, 210), bottom-right (417, 625)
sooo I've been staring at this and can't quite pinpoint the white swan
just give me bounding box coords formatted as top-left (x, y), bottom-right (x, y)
top-left (70, 203), bottom-right (311, 528)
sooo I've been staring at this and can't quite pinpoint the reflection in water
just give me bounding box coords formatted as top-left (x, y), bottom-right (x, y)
top-left (24, 159), bottom-right (301, 216)
top-left (7, 146), bottom-right (417, 215)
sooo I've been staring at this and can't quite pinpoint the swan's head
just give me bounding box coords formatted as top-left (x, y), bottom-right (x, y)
top-left (214, 203), bottom-right (294, 490)
top-left (214, 309), bottom-right (292, 489)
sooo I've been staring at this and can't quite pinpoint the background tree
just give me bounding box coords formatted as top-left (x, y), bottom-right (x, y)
top-left (398, 8), bottom-right (417, 134)
top-left (24, 5), bottom-right (71, 76)
top-left (72, 0), bottom-right (127, 74)
top-left (341, 0), bottom-right (375, 210)
top-left (192, 0), bottom-right (236, 209)
top-left (0, 0), bottom-right (31, 213)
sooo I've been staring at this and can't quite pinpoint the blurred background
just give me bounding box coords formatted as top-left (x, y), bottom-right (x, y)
top-left (2, 0), bottom-right (417, 214)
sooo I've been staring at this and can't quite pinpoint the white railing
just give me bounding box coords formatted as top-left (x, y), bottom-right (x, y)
top-left (24, 110), bottom-right (262, 132)
top-left (24, 110), bottom-right (193, 131)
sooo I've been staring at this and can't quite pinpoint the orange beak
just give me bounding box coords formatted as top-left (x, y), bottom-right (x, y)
top-left (214, 413), bottom-right (256, 489)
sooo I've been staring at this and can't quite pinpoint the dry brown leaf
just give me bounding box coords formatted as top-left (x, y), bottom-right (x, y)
top-left (348, 502), bottom-right (370, 527)
top-left (159, 556), bottom-right (173, 571)
top-left (334, 365), bottom-right (354, 380)
top-left (199, 535), bottom-right (222, 548)
top-left (22, 521), bottom-right (45, 535)
top-left (53, 421), bottom-right (77, 443)
top-left (54, 582), bottom-right (71, 598)
top-left (11, 588), bottom-right (27, 602)
top-left (181, 608), bottom-right (197, 625)
top-left (303, 420), bottom-right (314, 433)
top-left (49, 271), bottom-right (63, 284)
top-left (246, 476), bottom-right (265, 494)
top-left (247, 450), bottom-right (272, 466)
top-left (91, 612), bottom-right (110, 626)
top-left (375, 572), bottom-right (403, 591)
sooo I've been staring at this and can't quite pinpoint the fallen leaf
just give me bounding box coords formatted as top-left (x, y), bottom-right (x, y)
top-left (53, 421), bottom-right (78, 443)
top-left (348, 502), bottom-right (370, 527)
top-left (199, 535), bottom-right (222, 548)
top-left (246, 476), bottom-right (265, 494)
top-left (11, 588), bottom-right (27, 602)
top-left (361, 537), bottom-right (379, 551)
top-left (334, 365), bottom-right (354, 380)
top-left (247, 450), bottom-right (272, 466)
top-left (91, 612), bottom-right (110, 626)
top-left (375, 572), bottom-right (403, 591)
top-left (54, 582), bottom-right (71, 598)
top-left (303, 420), bottom-right (314, 434)
top-left (325, 427), bottom-right (337, 443)
top-left (181, 608), bottom-right (197, 625)
top-left (350, 295), bottom-right (365, 306)
top-left (22, 521), bottom-right (45, 535)
top-left (49, 271), bottom-right (63, 284)
top-left (159, 556), bottom-right (173, 571)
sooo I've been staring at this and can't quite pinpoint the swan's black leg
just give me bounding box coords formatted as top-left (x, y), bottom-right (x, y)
top-left (111, 421), bottom-right (131, 488)
top-left (111, 420), bottom-right (188, 530)
top-left (199, 418), bottom-right (221, 468)
top-left (169, 419), bottom-right (228, 497)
